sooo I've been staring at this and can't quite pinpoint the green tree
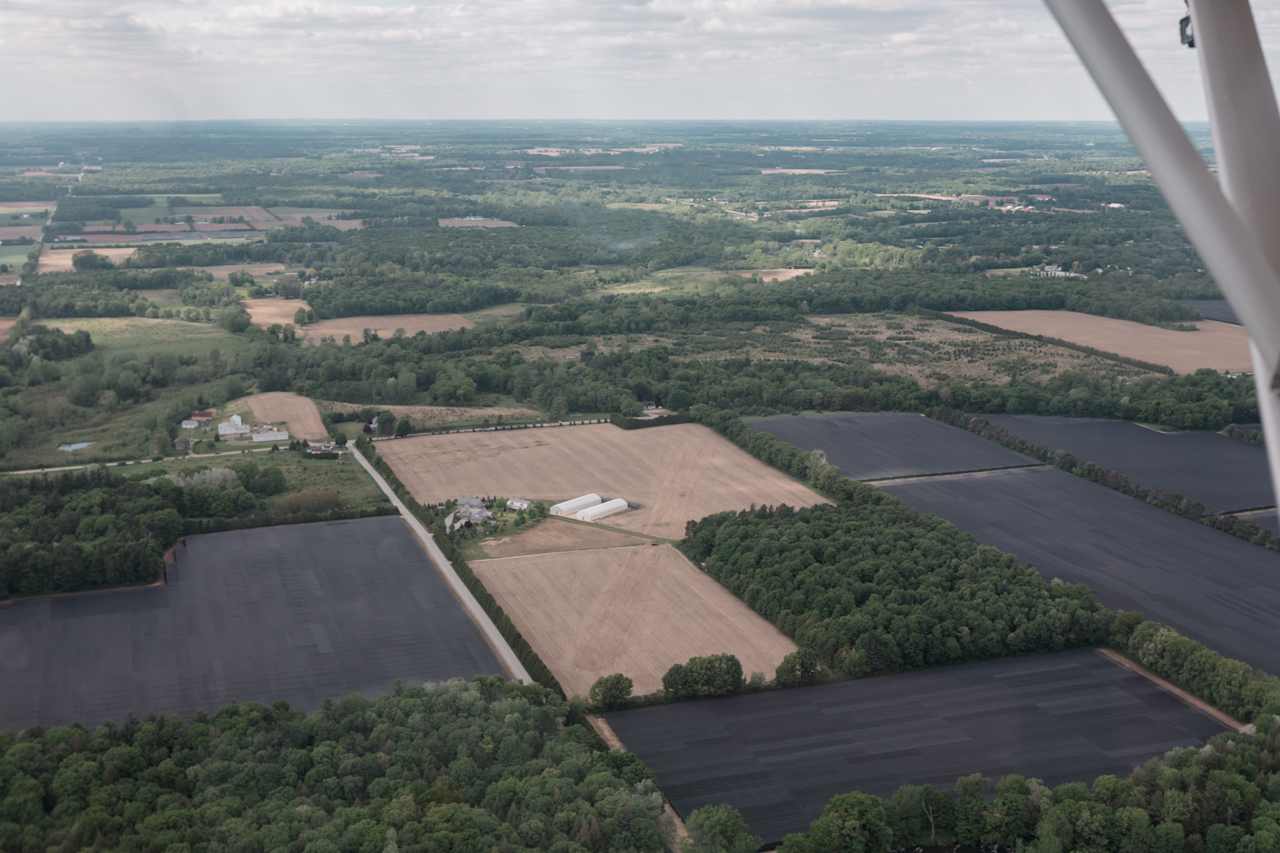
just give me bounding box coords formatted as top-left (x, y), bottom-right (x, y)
top-left (683, 804), bottom-right (760, 853)
top-left (589, 673), bottom-right (633, 710)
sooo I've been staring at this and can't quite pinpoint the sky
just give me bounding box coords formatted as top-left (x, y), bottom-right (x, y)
top-left (2, 0), bottom-right (1279, 123)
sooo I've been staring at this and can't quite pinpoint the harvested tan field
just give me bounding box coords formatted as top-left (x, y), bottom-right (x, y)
top-left (243, 298), bottom-right (309, 328)
top-left (319, 400), bottom-right (538, 426)
top-left (438, 217), bottom-right (519, 229)
top-left (201, 262), bottom-right (287, 281)
top-left (0, 201), bottom-right (54, 214)
top-left (473, 544), bottom-right (797, 697)
top-left (0, 318), bottom-right (15, 340)
top-left (378, 423), bottom-right (826, 539)
top-left (480, 518), bottom-right (655, 559)
top-left (948, 310), bottom-right (1252, 374)
top-left (236, 392), bottom-right (328, 442)
top-left (244, 300), bottom-right (473, 341)
top-left (303, 313), bottom-right (473, 341)
top-left (38, 246), bottom-right (137, 273)
top-left (0, 226), bottom-right (41, 241)
top-left (733, 268), bottom-right (813, 283)
top-left (761, 168), bottom-right (841, 175)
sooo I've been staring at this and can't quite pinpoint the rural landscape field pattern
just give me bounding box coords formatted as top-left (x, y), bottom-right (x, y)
top-left (1, 120), bottom-right (1278, 851)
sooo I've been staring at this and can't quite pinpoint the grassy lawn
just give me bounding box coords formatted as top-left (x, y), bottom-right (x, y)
top-left (0, 244), bottom-right (34, 269)
top-left (49, 317), bottom-right (254, 359)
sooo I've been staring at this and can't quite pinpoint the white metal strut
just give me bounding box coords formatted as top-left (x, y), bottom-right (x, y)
top-left (1045, 0), bottom-right (1280, 522)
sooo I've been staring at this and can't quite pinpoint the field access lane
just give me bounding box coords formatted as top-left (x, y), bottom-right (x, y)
top-left (607, 650), bottom-right (1224, 846)
top-left (884, 467), bottom-right (1280, 673)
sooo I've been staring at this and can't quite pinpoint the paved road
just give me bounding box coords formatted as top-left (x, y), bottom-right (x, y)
top-left (351, 445), bottom-right (532, 684)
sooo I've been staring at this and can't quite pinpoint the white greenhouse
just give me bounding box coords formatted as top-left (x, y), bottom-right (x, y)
top-left (550, 493), bottom-right (602, 516)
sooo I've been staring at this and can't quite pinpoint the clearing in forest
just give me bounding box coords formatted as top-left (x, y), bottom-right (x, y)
top-left (302, 313), bottom-right (474, 341)
top-left (38, 246), bottom-right (138, 273)
top-left (948, 310), bottom-right (1251, 374)
top-left (235, 392), bottom-right (329, 442)
top-left (732, 268), bottom-right (813, 283)
top-left (377, 422), bottom-right (826, 539)
top-left (472, 543), bottom-right (797, 698)
top-left (243, 299), bottom-right (474, 341)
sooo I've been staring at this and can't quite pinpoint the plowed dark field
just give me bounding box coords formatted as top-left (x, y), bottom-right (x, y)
top-left (751, 412), bottom-right (1033, 480)
top-left (607, 650), bottom-right (1224, 846)
top-left (985, 415), bottom-right (1273, 512)
top-left (0, 517), bottom-right (502, 729)
top-left (884, 467), bottom-right (1280, 672)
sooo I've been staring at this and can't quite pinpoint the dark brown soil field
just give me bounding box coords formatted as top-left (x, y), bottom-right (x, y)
top-left (607, 649), bottom-right (1224, 846)
top-left (985, 415), bottom-right (1273, 512)
top-left (752, 412), bottom-right (1034, 480)
top-left (883, 467), bottom-right (1280, 673)
top-left (0, 517), bottom-right (502, 729)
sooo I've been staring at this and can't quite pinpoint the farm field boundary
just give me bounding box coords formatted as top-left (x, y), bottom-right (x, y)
top-left (605, 649), bottom-right (1227, 846)
top-left (946, 309), bottom-right (1250, 374)
top-left (929, 408), bottom-right (1280, 553)
top-left (0, 517), bottom-right (504, 730)
top-left (351, 445), bottom-right (533, 685)
top-left (471, 543), bottom-right (797, 698)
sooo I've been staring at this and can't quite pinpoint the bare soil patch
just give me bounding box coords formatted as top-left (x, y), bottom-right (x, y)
top-left (235, 392), bottom-right (328, 442)
top-left (0, 226), bottom-right (41, 241)
top-left (243, 298), bottom-right (309, 328)
top-left (948, 310), bottom-right (1251, 374)
top-left (200, 262), bottom-right (287, 281)
top-left (305, 314), bottom-right (474, 341)
top-left (732, 268), bottom-right (813, 283)
top-left (378, 422), bottom-right (826, 539)
top-left (38, 246), bottom-right (138, 273)
top-left (479, 518), bottom-right (655, 559)
top-left (0, 318), bottom-right (15, 341)
top-left (473, 544), bottom-right (797, 697)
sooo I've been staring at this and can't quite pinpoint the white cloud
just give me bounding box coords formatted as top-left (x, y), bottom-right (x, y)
top-left (0, 0), bottom-right (1277, 120)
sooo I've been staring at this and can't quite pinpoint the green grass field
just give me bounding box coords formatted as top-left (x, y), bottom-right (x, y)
top-left (0, 244), bottom-right (34, 269)
top-left (49, 317), bottom-right (253, 359)
top-left (117, 449), bottom-right (390, 516)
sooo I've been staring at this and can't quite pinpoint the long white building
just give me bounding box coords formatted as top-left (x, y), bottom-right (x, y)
top-left (550, 494), bottom-right (602, 516)
top-left (575, 498), bottom-right (629, 523)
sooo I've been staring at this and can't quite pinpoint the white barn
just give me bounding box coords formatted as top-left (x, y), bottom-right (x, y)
top-left (575, 498), bottom-right (629, 523)
top-left (551, 494), bottom-right (602, 517)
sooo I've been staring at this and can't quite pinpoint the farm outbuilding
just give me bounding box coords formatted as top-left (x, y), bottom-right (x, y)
top-left (551, 494), bottom-right (602, 516)
top-left (575, 498), bottom-right (630, 523)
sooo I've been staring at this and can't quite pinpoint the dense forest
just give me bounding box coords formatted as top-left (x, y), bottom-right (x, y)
top-left (683, 502), bottom-right (1110, 677)
top-left (0, 679), bottom-right (668, 852)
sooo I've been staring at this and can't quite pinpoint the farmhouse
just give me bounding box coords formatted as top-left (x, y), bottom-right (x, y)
top-left (217, 415), bottom-right (250, 440)
top-left (508, 497), bottom-right (532, 511)
top-left (446, 500), bottom-right (494, 533)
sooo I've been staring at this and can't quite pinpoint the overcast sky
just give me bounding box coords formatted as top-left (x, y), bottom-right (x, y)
top-left (2, 0), bottom-right (1279, 123)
